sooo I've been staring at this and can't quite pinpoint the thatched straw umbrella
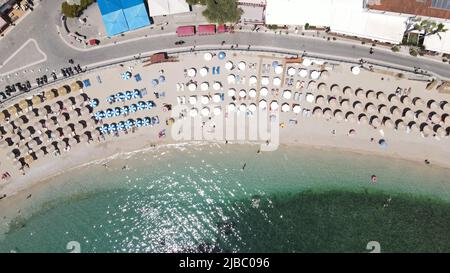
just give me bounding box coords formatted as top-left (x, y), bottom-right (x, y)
top-left (383, 117), bottom-right (394, 129)
top-left (313, 107), bottom-right (323, 118)
top-left (366, 90), bottom-right (376, 100)
top-left (330, 84), bottom-right (340, 95)
top-left (323, 108), bottom-right (332, 119)
top-left (71, 81), bottom-right (83, 91)
top-left (353, 101), bottom-right (363, 112)
top-left (377, 92), bottom-right (387, 103)
top-left (343, 86), bottom-right (353, 97)
top-left (396, 119), bottom-right (406, 131)
top-left (44, 90), bottom-right (56, 101)
top-left (2, 122), bottom-right (13, 133)
top-left (334, 110), bottom-right (344, 121)
top-left (358, 114), bottom-right (368, 125)
top-left (355, 89), bottom-right (365, 100)
top-left (413, 97), bottom-right (423, 108)
top-left (58, 85), bottom-right (70, 96)
top-left (370, 116), bottom-right (381, 127)
top-left (365, 103), bottom-right (376, 114)
top-left (31, 95), bottom-right (43, 107)
top-left (318, 83), bottom-right (327, 93)
top-left (74, 94), bottom-right (86, 105)
top-left (0, 112), bottom-right (6, 124)
top-left (18, 100), bottom-right (30, 113)
top-left (315, 95), bottom-right (325, 106)
top-left (7, 105), bottom-right (18, 117)
top-left (24, 154), bottom-right (34, 165)
top-left (13, 117), bottom-right (25, 128)
top-left (346, 112), bottom-right (356, 122)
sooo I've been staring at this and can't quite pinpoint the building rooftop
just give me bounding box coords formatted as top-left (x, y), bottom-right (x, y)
top-left (367, 0), bottom-right (450, 20)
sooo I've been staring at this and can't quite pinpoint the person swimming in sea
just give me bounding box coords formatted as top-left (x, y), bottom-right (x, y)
top-left (242, 163), bottom-right (247, 171)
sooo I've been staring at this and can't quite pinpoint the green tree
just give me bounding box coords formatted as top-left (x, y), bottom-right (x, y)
top-left (61, 0), bottom-right (94, 18)
top-left (202, 0), bottom-right (243, 24)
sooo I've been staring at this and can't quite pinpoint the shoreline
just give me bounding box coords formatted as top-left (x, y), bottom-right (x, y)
top-left (1, 138), bottom-right (449, 202)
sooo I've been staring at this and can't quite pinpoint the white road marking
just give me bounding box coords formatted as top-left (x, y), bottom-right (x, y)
top-left (0, 39), bottom-right (47, 77)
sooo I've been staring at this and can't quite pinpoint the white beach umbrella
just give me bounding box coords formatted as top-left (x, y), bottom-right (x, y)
top-left (204, 53), bottom-right (213, 61)
top-left (310, 71), bottom-right (320, 80)
top-left (201, 107), bottom-right (210, 117)
top-left (401, 96), bottom-right (412, 106)
top-left (334, 110), bottom-right (344, 121)
top-left (416, 111), bottom-right (427, 123)
top-left (225, 61), bottom-right (233, 71)
top-left (249, 76), bottom-right (257, 86)
top-left (228, 103), bottom-right (236, 112)
top-left (281, 103), bottom-right (290, 112)
top-left (328, 97), bottom-right (338, 108)
top-left (442, 101), bottom-right (450, 112)
top-left (188, 83), bottom-right (197, 91)
top-left (430, 112), bottom-right (441, 124)
top-left (227, 74), bottom-right (236, 84)
top-left (275, 65), bottom-right (283, 75)
top-left (318, 83), bottom-right (327, 93)
top-left (213, 107), bottom-right (222, 116)
top-left (261, 77), bottom-right (269, 86)
top-left (389, 95), bottom-right (400, 104)
top-left (270, 101), bottom-right (279, 111)
top-left (428, 100), bottom-right (439, 110)
top-left (391, 107), bottom-right (402, 119)
top-left (377, 92), bottom-right (387, 102)
top-left (366, 90), bottom-right (376, 100)
top-left (315, 95), bottom-right (325, 106)
top-left (187, 68), bottom-right (197, 77)
top-left (283, 90), bottom-right (292, 100)
top-left (249, 104), bottom-right (257, 113)
top-left (365, 103), bottom-right (376, 114)
top-left (371, 116), bottom-right (381, 127)
top-left (443, 115), bottom-right (450, 126)
top-left (260, 87), bottom-right (269, 97)
top-left (346, 112), bottom-right (356, 122)
top-left (200, 67), bottom-right (208, 77)
top-left (435, 126), bottom-right (447, 138)
top-left (408, 122), bottom-right (419, 133)
top-left (249, 89), bottom-right (257, 98)
top-left (351, 66), bottom-right (361, 75)
top-left (299, 69), bottom-right (308, 78)
top-left (228, 88), bottom-right (236, 97)
top-left (343, 86), bottom-right (353, 97)
top-left (190, 108), bottom-right (198, 117)
top-left (306, 93), bottom-right (315, 104)
top-left (341, 100), bottom-right (351, 110)
top-left (201, 96), bottom-right (210, 105)
top-left (201, 82), bottom-right (209, 91)
top-left (239, 104), bottom-right (247, 112)
top-left (323, 108), bottom-right (332, 119)
top-left (302, 58), bottom-right (312, 67)
top-left (287, 67), bottom-right (296, 76)
top-left (238, 62), bottom-right (246, 71)
top-left (355, 89), bottom-right (365, 100)
top-left (293, 105), bottom-right (301, 114)
top-left (359, 114), bottom-right (368, 125)
top-left (273, 77), bottom-right (282, 86)
top-left (239, 90), bottom-right (247, 98)
top-left (259, 100), bottom-right (268, 109)
top-left (383, 118), bottom-right (394, 129)
top-left (421, 123), bottom-right (432, 136)
top-left (403, 109), bottom-right (414, 120)
top-left (213, 82), bottom-right (222, 91)
top-left (330, 85), bottom-right (340, 95)
top-left (213, 94), bottom-right (221, 103)
top-left (313, 107), bottom-right (323, 118)
top-left (396, 120), bottom-right (406, 131)
top-left (379, 105), bottom-right (389, 116)
top-left (189, 96), bottom-right (198, 105)
top-left (413, 97), bottom-right (423, 107)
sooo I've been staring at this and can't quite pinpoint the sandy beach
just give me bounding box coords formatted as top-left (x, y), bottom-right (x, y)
top-left (1, 49), bottom-right (450, 201)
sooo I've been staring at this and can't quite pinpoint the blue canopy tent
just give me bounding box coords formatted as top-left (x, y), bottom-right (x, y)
top-left (98, 0), bottom-right (129, 36)
top-left (120, 0), bottom-right (151, 31)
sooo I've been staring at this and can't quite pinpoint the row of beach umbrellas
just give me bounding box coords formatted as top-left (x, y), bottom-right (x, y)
top-left (94, 101), bottom-right (156, 121)
top-left (98, 116), bottom-right (160, 134)
top-left (106, 89), bottom-right (141, 103)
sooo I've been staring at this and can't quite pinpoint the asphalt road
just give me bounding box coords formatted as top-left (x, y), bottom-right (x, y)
top-left (0, 0), bottom-right (449, 94)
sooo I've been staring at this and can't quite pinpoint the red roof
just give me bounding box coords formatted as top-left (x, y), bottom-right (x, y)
top-left (88, 39), bottom-right (99, 46)
top-left (217, 25), bottom-right (228, 33)
top-left (176, 26), bottom-right (195, 37)
top-left (198, 24), bottom-right (216, 35)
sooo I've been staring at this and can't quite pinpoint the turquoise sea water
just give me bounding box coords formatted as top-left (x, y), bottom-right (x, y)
top-left (0, 144), bottom-right (449, 253)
